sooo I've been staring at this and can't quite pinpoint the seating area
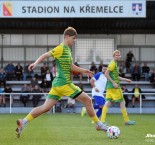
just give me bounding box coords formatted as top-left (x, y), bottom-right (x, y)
top-left (0, 73), bottom-right (155, 114)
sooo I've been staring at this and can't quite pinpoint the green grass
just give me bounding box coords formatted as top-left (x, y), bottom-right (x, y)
top-left (0, 113), bottom-right (155, 145)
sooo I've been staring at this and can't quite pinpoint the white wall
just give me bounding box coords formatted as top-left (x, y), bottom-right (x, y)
top-left (146, 35), bottom-right (155, 45)
top-left (0, 34), bottom-right (155, 46)
top-left (23, 35), bottom-right (35, 45)
top-left (116, 34), bottom-right (155, 46)
top-left (48, 34), bottom-right (61, 46)
top-left (0, 34), bottom-right (155, 66)
top-left (134, 35), bottom-right (146, 45)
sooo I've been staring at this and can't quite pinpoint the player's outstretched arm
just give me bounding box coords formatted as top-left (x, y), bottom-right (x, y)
top-left (119, 76), bottom-right (132, 83)
top-left (71, 63), bottom-right (93, 77)
top-left (28, 52), bottom-right (51, 71)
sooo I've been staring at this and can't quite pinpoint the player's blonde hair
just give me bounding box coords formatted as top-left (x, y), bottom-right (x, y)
top-left (113, 50), bottom-right (120, 57)
top-left (63, 27), bottom-right (77, 36)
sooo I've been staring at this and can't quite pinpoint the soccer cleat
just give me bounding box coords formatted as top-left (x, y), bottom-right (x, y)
top-left (16, 119), bottom-right (24, 138)
top-left (96, 125), bottom-right (101, 131)
top-left (96, 122), bottom-right (110, 132)
top-left (125, 120), bottom-right (136, 125)
top-left (81, 107), bottom-right (86, 117)
top-left (103, 122), bottom-right (110, 126)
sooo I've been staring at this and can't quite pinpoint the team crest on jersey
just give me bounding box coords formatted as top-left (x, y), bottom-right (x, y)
top-left (132, 3), bottom-right (142, 15)
top-left (3, 2), bottom-right (12, 16)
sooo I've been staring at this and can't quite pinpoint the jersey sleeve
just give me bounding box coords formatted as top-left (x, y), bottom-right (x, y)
top-left (93, 72), bottom-right (101, 81)
top-left (107, 61), bottom-right (115, 71)
top-left (49, 45), bottom-right (63, 58)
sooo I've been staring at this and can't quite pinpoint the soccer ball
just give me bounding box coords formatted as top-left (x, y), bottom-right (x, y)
top-left (106, 126), bottom-right (120, 139)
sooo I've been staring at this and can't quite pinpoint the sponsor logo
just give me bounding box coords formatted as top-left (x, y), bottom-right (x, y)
top-left (132, 3), bottom-right (142, 15)
top-left (3, 2), bottom-right (12, 16)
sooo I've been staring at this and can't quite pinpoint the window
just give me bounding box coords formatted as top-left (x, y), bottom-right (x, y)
top-left (75, 38), bottom-right (114, 63)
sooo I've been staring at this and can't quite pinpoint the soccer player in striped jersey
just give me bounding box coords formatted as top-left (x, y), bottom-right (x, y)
top-left (100, 50), bottom-right (136, 126)
top-left (16, 27), bottom-right (109, 138)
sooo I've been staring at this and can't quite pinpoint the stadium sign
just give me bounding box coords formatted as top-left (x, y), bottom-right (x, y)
top-left (0, 0), bottom-right (146, 18)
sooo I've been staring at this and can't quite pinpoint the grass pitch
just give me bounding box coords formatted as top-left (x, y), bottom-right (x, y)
top-left (0, 113), bottom-right (155, 145)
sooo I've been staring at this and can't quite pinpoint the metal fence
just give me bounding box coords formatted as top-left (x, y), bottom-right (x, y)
top-left (0, 92), bottom-right (155, 114)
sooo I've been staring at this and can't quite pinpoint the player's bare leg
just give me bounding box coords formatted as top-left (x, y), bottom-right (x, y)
top-left (16, 99), bottom-right (57, 138)
top-left (75, 92), bottom-right (109, 132)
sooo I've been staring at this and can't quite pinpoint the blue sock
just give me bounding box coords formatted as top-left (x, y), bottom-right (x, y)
top-left (96, 109), bottom-right (102, 118)
top-left (93, 104), bottom-right (99, 109)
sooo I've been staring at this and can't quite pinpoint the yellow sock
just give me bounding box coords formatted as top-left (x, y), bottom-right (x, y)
top-left (91, 116), bottom-right (99, 123)
top-left (101, 106), bottom-right (108, 123)
top-left (25, 114), bottom-right (34, 122)
top-left (121, 108), bottom-right (129, 122)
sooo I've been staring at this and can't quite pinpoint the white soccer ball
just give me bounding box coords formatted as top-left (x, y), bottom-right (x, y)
top-left (106, 126), bottom-right (120, 139)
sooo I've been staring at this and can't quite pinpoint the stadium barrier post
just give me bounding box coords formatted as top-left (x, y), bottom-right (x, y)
top-left (52, 106), bottom-right (55, 113)
top-left (140, 94), bottom-right (142, 114)
top-left (10, 94), bottom-right (12, 114)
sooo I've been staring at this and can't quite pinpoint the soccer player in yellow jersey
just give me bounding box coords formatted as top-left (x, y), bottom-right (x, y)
top-left (16, 27), bottom-right (109, 138)
top-left (100, 50), bottom-right (136, 126)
